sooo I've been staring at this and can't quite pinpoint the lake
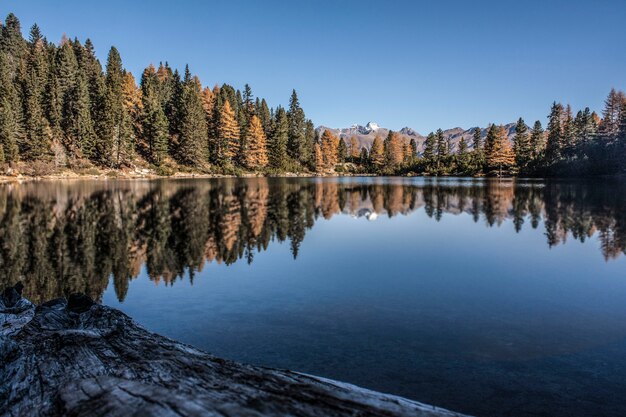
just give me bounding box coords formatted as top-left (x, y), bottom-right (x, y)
top-left (2, 177), bottom-right (626, 417)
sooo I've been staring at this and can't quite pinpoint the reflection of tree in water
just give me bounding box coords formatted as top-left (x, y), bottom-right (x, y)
top-left (0, 178), bottom-right (624, 303)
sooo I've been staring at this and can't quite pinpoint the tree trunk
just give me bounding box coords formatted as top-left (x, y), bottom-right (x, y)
top-left (1, 285), bottom-right (467, 417)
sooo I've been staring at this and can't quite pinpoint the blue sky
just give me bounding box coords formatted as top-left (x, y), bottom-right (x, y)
top-left (2, 0), bottom-right (624, 133)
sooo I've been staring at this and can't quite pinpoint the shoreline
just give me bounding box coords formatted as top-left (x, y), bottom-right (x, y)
top-left (0, 285), bottom-right (467, 416)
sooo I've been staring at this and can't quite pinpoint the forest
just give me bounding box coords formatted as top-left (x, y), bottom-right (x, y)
top-left (0, 12), bottom-right (625, 178)
top-left (1, 177), bottom-right (625, 304)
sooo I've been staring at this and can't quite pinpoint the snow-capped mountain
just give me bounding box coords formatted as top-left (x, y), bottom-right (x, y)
top-left (315, 123), bottom-right (517, 154)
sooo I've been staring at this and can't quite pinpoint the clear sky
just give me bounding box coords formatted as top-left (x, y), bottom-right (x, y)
top-left (2, 0), bottom-right (624, 133)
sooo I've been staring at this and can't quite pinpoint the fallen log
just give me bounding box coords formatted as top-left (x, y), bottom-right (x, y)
top-left (0, 284), bottom-right (467, 417)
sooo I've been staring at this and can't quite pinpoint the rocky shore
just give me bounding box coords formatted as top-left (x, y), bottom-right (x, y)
top-left (0, 284), bottom-right (466, 417)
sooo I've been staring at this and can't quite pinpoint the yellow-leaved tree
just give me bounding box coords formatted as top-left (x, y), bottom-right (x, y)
top-left (244, 115), bottom-right (269, 169)
top-left (320, 130), bottom-right (339, 171)
top-left (488, 125), bottom-right (516, 176)
top-left (218, 100), bottom-right (240, 162)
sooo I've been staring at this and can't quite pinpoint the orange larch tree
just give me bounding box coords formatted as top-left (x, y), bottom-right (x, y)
top-left (244, 115), bottom-right (269, 169)
top-left (218, 100), bottom-right (240, 163)
top-left (320, 130), bottom-right (339, 171)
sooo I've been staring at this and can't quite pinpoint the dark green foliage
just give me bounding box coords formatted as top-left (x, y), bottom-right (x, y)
top-left (176, 66), bottom-right (208, 165)
top-left (140, 66), bottom-right (168, 165)
top-left (269, 107), bottom-right (289, 169)
top-left (287, 90), bottom-right (310, 166)
top-left (423, 132), bottom-right (436, 161)
top-left (529, 121), bottom-right (544, 160)
top-left (513, 117), bottom-right (531, 170)
top-left (545, 102), bottom-right (563, 165)
top-left (0, 52), bottom-right (20, 162)
top-left (65, 73), bottom-right (97, 157)
top-left (337, 138), bottom-right (347, 163)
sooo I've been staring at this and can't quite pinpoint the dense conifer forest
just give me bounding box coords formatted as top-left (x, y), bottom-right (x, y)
top-left (0, 12), bottom-right (624, 178)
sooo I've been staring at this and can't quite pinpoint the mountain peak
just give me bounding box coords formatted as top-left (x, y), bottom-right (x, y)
top-left (365, 122), bottom-right (380, 132)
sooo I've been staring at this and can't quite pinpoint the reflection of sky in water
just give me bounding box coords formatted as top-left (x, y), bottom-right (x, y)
top-left (2, 177), bottom-right (625, 416)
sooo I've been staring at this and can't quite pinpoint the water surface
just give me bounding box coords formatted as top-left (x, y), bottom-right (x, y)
top-left (2, 177), bottom-right (626, 417)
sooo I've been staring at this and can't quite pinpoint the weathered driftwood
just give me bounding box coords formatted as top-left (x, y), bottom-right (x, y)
top-left (0, 285), bottom-right (467, 417)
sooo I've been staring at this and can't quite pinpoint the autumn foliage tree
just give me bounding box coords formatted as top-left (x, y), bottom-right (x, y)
top-left (243, 115), bottom-right (268, 169)
top-left (217, 100), bottom-right (240, 164)
top-left (487, 125), bottom-right (515, 176)
top-left (319, 130), bottom-right (338, 171)
top-left (384, 131), bottom-right (404, 167)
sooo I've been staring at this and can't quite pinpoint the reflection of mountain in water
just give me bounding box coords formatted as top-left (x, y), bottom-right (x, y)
top-left (0, 178), bottom-right (624, 304)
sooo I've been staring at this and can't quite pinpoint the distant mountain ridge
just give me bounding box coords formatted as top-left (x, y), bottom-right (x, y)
top-left (316, 122), bottom-right (517, 154)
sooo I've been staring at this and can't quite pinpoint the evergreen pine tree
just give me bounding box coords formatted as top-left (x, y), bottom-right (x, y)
top-left (456, 137), bottom-right (469, 174)
top-left (269, 107), bottom-right (288, 170)
top-left (513, 117), bottom-right (531, 169)
top-left (529, 120), bottom-right (545, 160)
top-left (409, 138), bottom-right (417, 161)
top-left (423, 132), bottom-right (436, 161)
top-left (65, 73), bottom-right (97, 158)
top-left (337, 137), bottom-right (348, 163)
top-left (0, 52), bottom-right (20, 162)
top-left (545, 102), bottom-right (564, 165)
top-left (370, 136), bottom-right (384, 167)
top-left (471, 127), bottom-right (484, 173)
top-left (287, 89), bottom-right (307, 164)
top-left (140, 65), bottom-right (169, 164)
top-left (177, 67), bottom-right (208, 165)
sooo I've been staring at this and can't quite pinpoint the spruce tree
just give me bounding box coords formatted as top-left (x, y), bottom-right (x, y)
top-left (269, 107), bottom-right (288, 170)
top-left (22, 40), bottom-right (51, 160)
top-left (359, 147), bottom-right (369, 165)
top-left (98, 47), bottom-right (130, 167)
top-left (258, 98), bottom-right (272, 137)
top-left (0, 52), bottom-right (20, 162)
top-left (562, 104), bottom-right (575, 158)
top-left (435, 128), bottom-right (447, 171)
top-left (423, 132), bottom-right (436, 161)
top-left (177, 67), bottom-right (208, 166)
top-left (545, 102), bottom-right (564, 165)
top-left (140, 65), bottom-right (168, 164)
top-left (409, 138), bottom-right (417, 161)
top-left (456, 137), bottom-right (469, 174)
top-left (337, 137), bottom-right (347, 163)
top-left (513, 117), bottom-right (531, 169)
top-left (471, 127), bottom-right (484, 173)
top-left (529, 120), bottom-right (545, 160)
top-left (304, 119), bottom-right (316, 168)
top-left (65, 73), bottom-right (97, 158)
top-left (370, 136), bottom-right (384, 167)
top-left (287, 89), bottom-right (306, 164)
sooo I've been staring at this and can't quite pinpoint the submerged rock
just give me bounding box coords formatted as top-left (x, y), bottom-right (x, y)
top-left (0, 284), bottom-right (467, 417)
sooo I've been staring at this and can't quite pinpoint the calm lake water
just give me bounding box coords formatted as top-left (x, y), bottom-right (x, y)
top-left (2, 177), bottom-right (626, 417)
